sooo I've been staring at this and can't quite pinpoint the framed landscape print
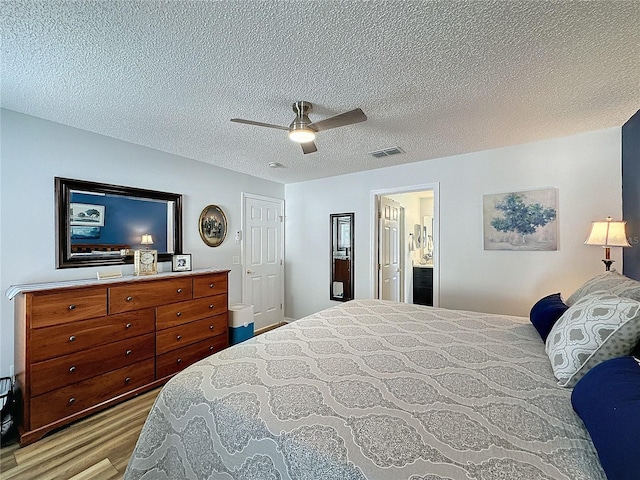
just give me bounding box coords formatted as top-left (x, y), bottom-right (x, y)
top-left (70, 203), bottom-right (105, 226)
top-left (70, 226), bottom-right (101, 239)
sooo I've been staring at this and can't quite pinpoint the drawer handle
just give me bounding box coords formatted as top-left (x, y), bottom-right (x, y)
top-left (209, 304), bottom-right (214, 309)
top-left (126, 296), bottom-right (133, 302)
top-left (209, 283), bottom-right (215, 288)
top-left (69, 397), bottom-right (75, 404)
top-left (176, 312), bottom-right (182, 317)
top-left (177, 288), bottom-right (183, 293)
top-left (176, 358), bottom-right (182, 364)
top-left (126, 349), bottom-right (132, 356)
top-left (209, 325), bottom-right (214, 330)
top-left (69, 366), bottom-right (76, 373)
top-left (68, 304), bottom-right (76, 311)
top-left (125, 377), bottom-right (131, 383)
top-left (69, 335), bottom-right (76, 342)
top-left (125, 323), bottom-right (132, 329)
top-left (176, 335), bottom-right (182, 340)
top-left (209, 346), bottom-right (214, 351)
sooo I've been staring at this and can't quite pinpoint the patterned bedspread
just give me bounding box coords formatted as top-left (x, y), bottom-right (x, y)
top-left (124, 299), bottom-right (605, 480)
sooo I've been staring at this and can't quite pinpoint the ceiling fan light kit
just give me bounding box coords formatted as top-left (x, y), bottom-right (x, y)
top-left (288, 127), bottom-right (316, 143)
top-left (231, 101), bottom-right (367, 154)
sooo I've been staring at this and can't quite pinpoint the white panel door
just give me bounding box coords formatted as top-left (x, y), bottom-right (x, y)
top-left (243, 194), bottom-right (284, 330)
top-left (379, 196), bottom-right (401, 301)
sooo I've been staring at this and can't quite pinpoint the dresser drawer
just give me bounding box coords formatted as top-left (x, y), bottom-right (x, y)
top-left (193, 272), bottom-right (228, 298)
top-left (29, 287), bottom-right (107, 328)
top-left (109, 278), bottom-right (193, 314)
top-left (156, 295), bottom-right (227, 330)
top-left (30, 309), bottom-right (155, 363)
top-left (30, 333), bottom-right (155, 396)
top-left (30, 359), bottom-right (155, 430)
top-left (156, 334), bottom-right (228, 378)
top-left (156, 314), bottom-right (227, 355)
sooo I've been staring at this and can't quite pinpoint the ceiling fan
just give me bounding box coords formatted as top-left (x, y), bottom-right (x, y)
top-left (231, 101), bottom-right (367, 154)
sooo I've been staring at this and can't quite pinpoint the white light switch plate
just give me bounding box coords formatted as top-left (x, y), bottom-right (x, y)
top-left (232, 256), bottom-right (240, 265)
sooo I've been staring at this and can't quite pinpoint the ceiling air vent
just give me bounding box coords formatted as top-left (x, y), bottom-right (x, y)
top-left (369, 146), bottom-right (405, 158)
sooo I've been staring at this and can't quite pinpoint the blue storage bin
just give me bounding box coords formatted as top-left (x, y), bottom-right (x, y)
top-left (229, 304), bottom-right (254, 345)
top-left (230, 323), bottom-right (254, 344)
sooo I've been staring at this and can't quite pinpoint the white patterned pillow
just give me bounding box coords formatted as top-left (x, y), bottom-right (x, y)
top-left (545, 291), bottom-right (640, 387)
top-left (565, 271), bottom-right (640, 306)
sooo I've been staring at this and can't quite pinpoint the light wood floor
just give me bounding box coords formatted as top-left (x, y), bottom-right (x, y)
top-left (0, 324), bottom-right (286, 479)
top-left (0, 387), bottom-right (159, 480)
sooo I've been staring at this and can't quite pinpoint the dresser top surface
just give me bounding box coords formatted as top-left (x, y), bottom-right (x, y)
top-left (6, 268), bottom-right (230, 300)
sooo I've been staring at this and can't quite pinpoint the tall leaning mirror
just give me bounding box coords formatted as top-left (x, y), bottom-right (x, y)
top-left (330, 213), bottom-right (354, 301)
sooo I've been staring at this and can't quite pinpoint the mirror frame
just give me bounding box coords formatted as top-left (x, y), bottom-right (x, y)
top-left (55, 177), bottom-right (183, 269)
top-left (330, 212), bottom-right (354, 302)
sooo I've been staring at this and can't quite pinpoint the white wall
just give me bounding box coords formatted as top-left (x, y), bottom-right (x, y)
top-left (0, 109), bottom-right (284, 377)
top-left (285, 127), bottom-right (622, 320)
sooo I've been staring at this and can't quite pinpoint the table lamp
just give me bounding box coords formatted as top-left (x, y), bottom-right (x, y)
top-left (584, 216), bottom-right (631, 271)
top-left (140, 234), bottom-right (154, 249)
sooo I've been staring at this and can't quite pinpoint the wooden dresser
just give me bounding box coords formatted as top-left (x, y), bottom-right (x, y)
top-left (10, 269), bottom-right (229, 446)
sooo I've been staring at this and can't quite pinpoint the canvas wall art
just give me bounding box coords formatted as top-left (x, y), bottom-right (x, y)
top-left (483, 188), bottom-right (557, 251)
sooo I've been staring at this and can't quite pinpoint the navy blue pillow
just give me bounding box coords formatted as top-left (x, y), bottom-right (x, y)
top-left (529, 293), bottom-right (568, 341)
top-left (571, 356), bottom-right (640, 480)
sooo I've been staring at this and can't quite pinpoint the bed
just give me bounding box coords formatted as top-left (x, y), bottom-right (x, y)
top-left (124, 298), bottom-right (615, 480)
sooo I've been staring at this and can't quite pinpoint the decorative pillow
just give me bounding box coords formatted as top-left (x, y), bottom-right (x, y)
top-left (565, 271), bottom-right (640, 306)
top-left (529, 293), bottom-right (569, 341)
top-left (571, 356), bottom-right (640, 480)
top-left (545, 291), bottom-right (640, 387)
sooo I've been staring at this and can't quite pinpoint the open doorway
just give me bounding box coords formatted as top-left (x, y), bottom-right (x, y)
top-left (371, 183), bottom-right (439, 306)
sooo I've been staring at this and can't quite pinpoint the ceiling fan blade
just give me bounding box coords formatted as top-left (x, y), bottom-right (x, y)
top-left (301, 141), bottom-right (317, 154)
top-left (308, 108), bottom-right (367, 132)
top-left (230, 118), bottom-right (289, 131)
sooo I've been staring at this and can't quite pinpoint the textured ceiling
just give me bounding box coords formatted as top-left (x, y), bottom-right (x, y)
top-left (2, 1), bottom-right (639, 184)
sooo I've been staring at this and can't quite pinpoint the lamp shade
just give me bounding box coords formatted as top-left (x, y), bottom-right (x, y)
top-left (141, 234), bottom-right (154, 245)
top-left (584, 217), bottom-right (630, 247)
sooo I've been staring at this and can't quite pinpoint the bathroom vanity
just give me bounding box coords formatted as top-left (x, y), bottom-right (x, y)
top-left (413, 265), bottom-right (433, 306)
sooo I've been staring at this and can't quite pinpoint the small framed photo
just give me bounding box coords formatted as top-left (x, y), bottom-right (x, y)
top-left (172, 254), bottom-right (192, 272)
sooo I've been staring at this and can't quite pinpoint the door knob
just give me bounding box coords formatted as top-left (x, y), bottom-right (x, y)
top-left (246, 269), bottom-right (254, 274)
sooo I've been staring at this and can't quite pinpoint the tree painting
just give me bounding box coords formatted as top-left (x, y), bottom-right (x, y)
top-left (483, 189), bottom-right (557, 251)
top-left (70, 203), bottom-right (105, 226)
top-left (83, 208), bottom-right (101, 219)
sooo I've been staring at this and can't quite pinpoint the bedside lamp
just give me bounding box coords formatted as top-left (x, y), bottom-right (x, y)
top-left (584, 217), bottom-right (631, 271)
top-left (140, 234), bottom-right (154, 249)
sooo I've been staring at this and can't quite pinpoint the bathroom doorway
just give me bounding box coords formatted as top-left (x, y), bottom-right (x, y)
top-left (371, 183), bottom-right (439, 306)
